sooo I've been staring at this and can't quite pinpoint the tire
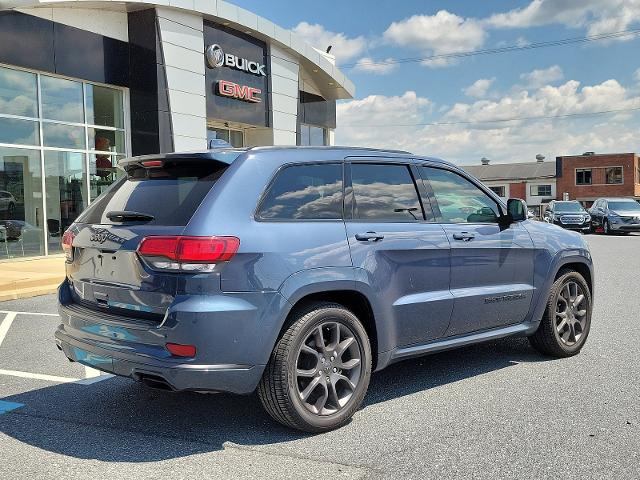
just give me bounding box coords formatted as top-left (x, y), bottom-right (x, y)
top-left (603, 218), bottom-right (610, 235)
top-left (529, 269), bottom-right (592, 357)
top-left (258, 302), bottom-right (372, 432)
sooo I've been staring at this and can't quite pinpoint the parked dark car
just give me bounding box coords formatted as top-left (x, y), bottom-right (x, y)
top-left (589, 197), bottom-right (640, 234)
top-left (543, 200), bottom-right (591, 233)
top-left (56, 147), bottom-right (594, 432)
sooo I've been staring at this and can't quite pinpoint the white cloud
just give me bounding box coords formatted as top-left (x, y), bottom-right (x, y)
top-left (463, 78), bottom-right (495, 98)
top-left (291, 22), bottom-right (366, 64)
top-left (353, 57), bottom-right (397, 75)
top-left (336, 77), bottom-right (640, 164)
top-left (383, 11), bottom-right (486, 68)
top-left (485, 0), bottom-right (640, 39)
top-left (520, 65), bottom-right (564, 88)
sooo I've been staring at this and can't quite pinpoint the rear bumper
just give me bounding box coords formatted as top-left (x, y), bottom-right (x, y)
top-left (56, 280), bottom-right (288, 394)
top-left (55, 327), bottom-right (264, 393)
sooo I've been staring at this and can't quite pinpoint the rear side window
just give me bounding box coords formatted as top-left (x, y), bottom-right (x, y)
top-left (351, 163), bottom-right (423, 221)
top-left (256, 163), bottom-right (343, 220)
top-left (421, 167), bottom-right (501, 223)
top-left (78, 161), bottom-right (228, 226)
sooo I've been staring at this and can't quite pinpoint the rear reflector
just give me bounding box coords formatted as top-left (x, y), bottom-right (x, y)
top-left (141, 160), bottom-right (163, 168)
top-left (137, 236), bottom-right (240, 271)
top-left (61, 229), bottom-right (75, 261)
top-left (166, 343), bottom-right (196, 358)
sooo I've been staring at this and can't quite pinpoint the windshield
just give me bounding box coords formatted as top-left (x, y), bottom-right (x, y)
top-left (608, 201), bottom-right (640, 212)
top-left (555, 202), bottom-right (584, 212)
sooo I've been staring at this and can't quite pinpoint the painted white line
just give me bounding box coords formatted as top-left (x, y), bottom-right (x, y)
top-left (0, 310), bottom-right (58, 317)
top-left (75, 373), bottom-right (115, 385)
top-left (0, 368), bottom-right (80, 383)
top-left (0, 312), bottom-right (17, 348)
top-left (84, 366), bottom-right (101, 378)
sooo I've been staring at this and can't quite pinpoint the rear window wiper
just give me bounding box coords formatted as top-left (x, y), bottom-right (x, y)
top-left (106, 210), bottom-right (155, 222)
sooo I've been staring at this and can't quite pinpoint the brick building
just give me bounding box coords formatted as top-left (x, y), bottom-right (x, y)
top-left (462, 158), bottom-right (556, 218)
top-left (555, 152), bottom-right (640, 207)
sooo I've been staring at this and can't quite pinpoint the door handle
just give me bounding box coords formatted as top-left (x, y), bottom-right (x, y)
top-left (355, 232), bottom-right (384, 242)
top-left (452, 232), bottom-right (475, 241)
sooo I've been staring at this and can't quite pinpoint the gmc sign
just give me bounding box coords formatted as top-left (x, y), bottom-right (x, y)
top-left (217, 80), bottom-right (262, 103)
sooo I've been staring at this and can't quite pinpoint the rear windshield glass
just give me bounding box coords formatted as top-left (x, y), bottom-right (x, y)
top-left (77, 161), bottom-right (228, 226)
top-left (555, 202), bottom-right (583, 212)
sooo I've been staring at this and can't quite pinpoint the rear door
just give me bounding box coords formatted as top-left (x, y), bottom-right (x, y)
top-left (345, 161), bottom-right (452, 347)
top-left (66, 157), bottom-right (231, 318)
top-left (419, 166), bottom-right (535, 336)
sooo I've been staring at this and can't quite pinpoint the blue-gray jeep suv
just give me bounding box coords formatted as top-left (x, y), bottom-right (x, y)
top-left (55, 147), bottom-right (594, 432)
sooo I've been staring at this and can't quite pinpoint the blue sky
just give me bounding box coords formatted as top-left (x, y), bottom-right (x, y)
top-left (233, 0), bottom-right (640, 164)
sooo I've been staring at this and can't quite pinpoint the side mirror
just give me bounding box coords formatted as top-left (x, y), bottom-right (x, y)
top-left (507, 198), bottom-right (527, 222)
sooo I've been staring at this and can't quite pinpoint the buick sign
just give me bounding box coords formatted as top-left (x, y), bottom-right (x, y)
top-left (205, 43), bottom-right (267, 76)
top-left (205, 44), bottom-right (225, 68)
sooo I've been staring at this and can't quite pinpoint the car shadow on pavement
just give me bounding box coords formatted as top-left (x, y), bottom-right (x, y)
top-left (0, 336), bottom-right (551, 462)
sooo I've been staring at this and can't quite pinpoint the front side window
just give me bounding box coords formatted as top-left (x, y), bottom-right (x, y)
top-left (351, 164), bottom-right (423, 222)
top-left (576, 169), bottom-right (592, 185)
top-left (422, 167), bottom-right (501, 223)
top-left (605, 167), bottom-right (623, 184)
top-left (257, 164), bottom-right (343, 220)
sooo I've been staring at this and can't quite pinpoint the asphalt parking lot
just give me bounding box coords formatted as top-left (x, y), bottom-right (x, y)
top-left (0, 234), bottom-right (638, 479)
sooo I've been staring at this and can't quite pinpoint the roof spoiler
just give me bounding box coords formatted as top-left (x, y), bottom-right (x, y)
top-left (118, 150), bottom-right (247, 171)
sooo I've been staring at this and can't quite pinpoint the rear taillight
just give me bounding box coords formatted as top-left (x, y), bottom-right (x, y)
top-left (166, 343), bottom-right (196, 358)
top-left (137, 236), bottom-right (240, 272)
top-left (61, 229), bottom-right (75, 262)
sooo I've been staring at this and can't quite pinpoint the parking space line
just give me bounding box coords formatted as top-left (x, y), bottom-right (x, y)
top-left (0, 309), bottom-right (115, 385)
top-left (85, 366), bottom-right (101, 378)
top-left (0, 400), bottom-right (25, 414)
top-left (0, 368), bottom-right (81, 383)
top-left (75, 373), bottom-right (115, 385)
top-left (0, 312), bottom-right (17, 348)
top-left (0, 310), bottom-right (58, 317)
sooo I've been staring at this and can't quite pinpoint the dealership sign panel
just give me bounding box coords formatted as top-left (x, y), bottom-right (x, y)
top-left (204, 23), bottom-right (269, 126)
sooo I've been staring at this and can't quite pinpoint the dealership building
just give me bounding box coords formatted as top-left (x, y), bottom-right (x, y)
top-left (0, 0), bottom-right (354, 259)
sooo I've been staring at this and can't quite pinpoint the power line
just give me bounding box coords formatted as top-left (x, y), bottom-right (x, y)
top-left (342, 28), bottom-right (640, 69)
top-left (340, 105), bottom-right (640, 128)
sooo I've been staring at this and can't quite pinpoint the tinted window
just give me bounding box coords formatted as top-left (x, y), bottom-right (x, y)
top-left (78, 161), bottom-right (229, 226)
top-left (257, 164), bottom-right (343, 220)
top-left (351, 164), bottom-right (422, 221)
top-left (422, 167), bottom-right (500, 223)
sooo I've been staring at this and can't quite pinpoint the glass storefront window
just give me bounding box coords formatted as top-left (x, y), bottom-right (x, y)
top-left (0, 146), bottom-right (45, 259)
top-left (88, 128), bottom-right (125, 154)
top-left (41, 75), bottom-right (84, 123)
top-left (207, 127), bottom-right (244, 147)
top-left (0, 67), bottom-right (38, 118)
top-left (0, 65), bottom-right (128, 258)
top-left (0, 117), bottom-right (39, 146)
top-left (86, 84), bottom-right (124, 128)
top-left (44, 151), bottom-right (86, 252)
top-left (89, 153), bottom-right (124, 201)
top-left (299, 124), bottom-right (327, 146)
top-left (42, 122), bottom-right (86, 149)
